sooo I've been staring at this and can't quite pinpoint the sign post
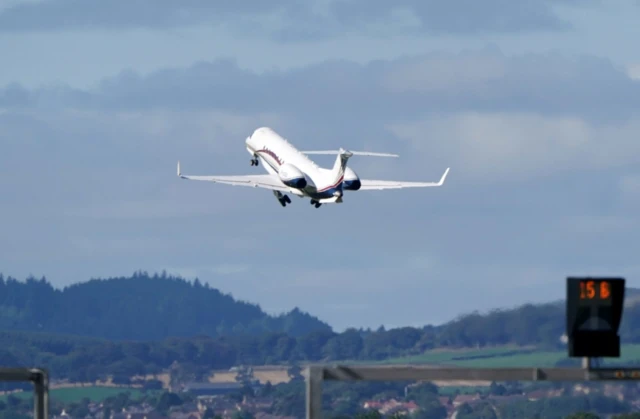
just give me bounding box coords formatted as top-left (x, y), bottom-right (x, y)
top-left (566, 277), bottom-right (625, 359)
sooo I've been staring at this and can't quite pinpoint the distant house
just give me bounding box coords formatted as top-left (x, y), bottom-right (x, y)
top-left (452, 394), bottom-right (480, 407)
top-left (127, 413), bottom-right (166, 419)
top-left (254, 414), bottom-right (296, 419)
top-left (527, 390), bottom-right (551, 401)
top-left (487, 395), bottom-right (527, 404)
top-left (362, 399), bottom-right (419, 415)
top-left (182, 382), bottom-right (243, 396)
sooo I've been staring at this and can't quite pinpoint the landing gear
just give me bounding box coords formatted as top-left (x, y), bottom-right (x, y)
top-left (310, 199), bottom-right (322, 208)
top-left (274, 191), bottom-right (291, 207)
top-left (250, 157), bottom-right (259, 166)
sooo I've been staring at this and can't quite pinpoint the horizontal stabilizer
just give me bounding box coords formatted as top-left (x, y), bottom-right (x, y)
top-left (357, 167), bottom-right (450, 190)
top-left (302, 150), bottom-right (399, 158)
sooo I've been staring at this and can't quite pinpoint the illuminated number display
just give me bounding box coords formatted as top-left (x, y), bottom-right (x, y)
top-left (579, 280), bottom-right (611, 301)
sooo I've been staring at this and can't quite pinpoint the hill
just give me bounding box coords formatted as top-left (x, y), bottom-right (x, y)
top-left (4, 272), bottom-right (640, 383)
top-left (0, 271), bottom-right (331, 340)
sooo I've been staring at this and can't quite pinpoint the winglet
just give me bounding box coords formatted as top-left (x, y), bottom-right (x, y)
top-left (437, 167), bottom-right (450, 186)
top-left (177, 161), bottom-right (181, 177)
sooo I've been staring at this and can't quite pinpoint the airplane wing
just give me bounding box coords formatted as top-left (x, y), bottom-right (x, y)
top-left (302, 150), bottom-right (399, 157)
top-left (358, 168), bottom-right (450, 190)
top-left (177, 161), bottom-right (292, 192)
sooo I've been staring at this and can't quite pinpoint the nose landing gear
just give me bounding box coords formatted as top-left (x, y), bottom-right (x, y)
top-left (250, 157), bottom-right (259, 166)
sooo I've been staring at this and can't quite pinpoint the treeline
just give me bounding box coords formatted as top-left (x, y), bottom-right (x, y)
top-left (456, 393), bottom-right (631, 419)
top-left (0, 272), bottom-right (331, 339)
top-left (498, 393), bottom-right (630, 419)
top-left (0, 328), bottom-right (430, 380)
top-left (4, 272), bottom-right (640, 379)
top-left (0, 326), bottom-right (590, 382)
top-left (435, 294), bottom-right (640, 348)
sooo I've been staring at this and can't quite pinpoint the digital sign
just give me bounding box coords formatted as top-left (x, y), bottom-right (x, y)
top-left (566, 277), bottom-right (625, 358)
top-left (578, 279), bottom-right (612, 305)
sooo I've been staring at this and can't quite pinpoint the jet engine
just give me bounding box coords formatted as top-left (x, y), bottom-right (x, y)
top-left (342, 167), bottom-right (361, 191)
top-left (278, 163), bottom-right (308, 189)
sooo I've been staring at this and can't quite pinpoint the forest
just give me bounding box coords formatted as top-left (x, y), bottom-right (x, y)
top-left (2, 271), bottom-right (640, 381)
top-left (0, 271), bottom-right (330, 339)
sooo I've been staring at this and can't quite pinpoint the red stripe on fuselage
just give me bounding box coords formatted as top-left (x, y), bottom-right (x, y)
top-left (317, 175), bottom-right (344, 192)
top-left (257, 149), bottom-right (283, 166)
top-left (257, 147), bottom-right (343, 192)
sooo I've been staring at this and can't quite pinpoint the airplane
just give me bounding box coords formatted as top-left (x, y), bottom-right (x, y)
top-left (177, 126), bottom-right (450, 208)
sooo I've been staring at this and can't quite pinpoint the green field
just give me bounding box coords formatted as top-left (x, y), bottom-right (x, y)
top-left (437, 386), bottom-right (490, 396)
top-left (4, 344), bottom-right (640, 399)
top-left (371, 344), bottom-right (640, 368)
top-left (0, 386), bottom-right (145, 404)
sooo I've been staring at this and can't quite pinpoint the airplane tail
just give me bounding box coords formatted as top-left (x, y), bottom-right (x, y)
top-left (323, 148), bottom-right (353, 194)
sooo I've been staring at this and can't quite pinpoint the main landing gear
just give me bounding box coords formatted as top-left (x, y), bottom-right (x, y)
top-left (310, 199), bottom-right (322, 208)
top-left (250, 157), bottom-right (259, 166)
top-left (274, 191), bottom-right (291, 207)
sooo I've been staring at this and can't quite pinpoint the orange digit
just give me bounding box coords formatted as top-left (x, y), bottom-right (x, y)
top-left (586, 281), bottom-right (595, 298)
top-left (580, 281), bottom-right (586, 299)
top-left (600, 281), bottom-right (611, 299)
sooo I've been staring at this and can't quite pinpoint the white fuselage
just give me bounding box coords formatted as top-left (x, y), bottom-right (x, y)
top-left (245, 127), bottom-right (359, 201)
top-left (177, 126), bottom-right (449, 208)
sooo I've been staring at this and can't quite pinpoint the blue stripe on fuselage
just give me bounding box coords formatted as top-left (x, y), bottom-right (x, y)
top-left (254, 149), bottom-right (344, 198)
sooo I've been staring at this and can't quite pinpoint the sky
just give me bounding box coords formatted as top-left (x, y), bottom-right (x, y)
top-left (2, 0), bottom-right (640, 332)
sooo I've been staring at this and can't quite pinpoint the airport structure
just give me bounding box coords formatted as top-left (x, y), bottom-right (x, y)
top-left (0, 368), bottom-right (48, 419)
top-left (304, 277), bottom-right (636, 418)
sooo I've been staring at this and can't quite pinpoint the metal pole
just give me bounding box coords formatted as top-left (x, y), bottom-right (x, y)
top-left (32, 370), bottom-right (48, 419)
top-left (305, 367), bottom-right (323, 419)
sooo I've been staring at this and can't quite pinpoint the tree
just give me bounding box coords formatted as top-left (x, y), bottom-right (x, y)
top-left (287, 364), bottom-right (303, 381)
top-left (354, 411), bottom-right (382, 419)
top-left (155, 392), bottom-right (183, 414)
top-left (412, 406), bottom-right (447, 419)
top-left (489, 381), bottom-right (507, 395)
top-left (566, 413), bottom-right (600, 419)
top-left (231, 411), bottom-right (254, 419)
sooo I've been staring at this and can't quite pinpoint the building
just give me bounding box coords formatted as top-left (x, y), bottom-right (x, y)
top-left (182, 382), bottom-right (244, 396)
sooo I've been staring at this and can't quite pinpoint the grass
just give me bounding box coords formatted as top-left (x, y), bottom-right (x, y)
top-left (381, 346), bottom-right (537, 365)
top-left (375, 343), bottom-right (640, 368)
top-left (0, 386), bottom-right (146, 404)
top-left (3, 344), bottom-right (640, 399)
top-left (437, 386), bottom-right (490, 396)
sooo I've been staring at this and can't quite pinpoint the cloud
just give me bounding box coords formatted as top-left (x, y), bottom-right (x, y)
top-left (3, 48), bottom-right (640, 184)
top-left (562, 215), bottom-right (639, 235)
top-left (387, 111), bottom-right (640, 182)
top-left (0, 0), bottom-right (309, 33)
top-left (0, 107), bottom-right (285, 219)
top-left (166, 264), bottom-right (251, 279)
top-left (627, 64), bottom-right (640, 80)
top-left (0, 0), bottom-right (583, 39)
top-left (4, 47), bottom-right (640, 329)
top-left (4, 48), bottom-right (637, 124)
top-left (329, 0), bottom-right (574, 35)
